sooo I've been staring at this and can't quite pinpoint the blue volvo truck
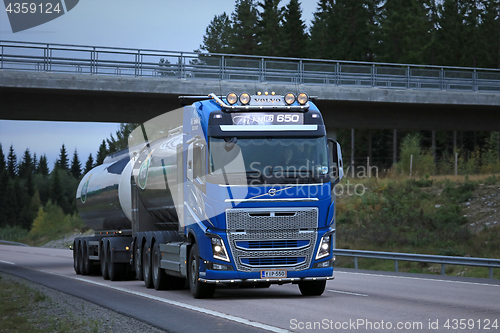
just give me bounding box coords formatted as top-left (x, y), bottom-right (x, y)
top-left (74, 92), bottom-right (344, 298)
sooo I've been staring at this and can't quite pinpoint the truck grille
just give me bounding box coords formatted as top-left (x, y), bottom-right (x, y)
top-left (226, 208), bottom-right (318, 272)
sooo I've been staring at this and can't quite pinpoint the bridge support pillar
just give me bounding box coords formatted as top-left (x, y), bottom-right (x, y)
top-left (393, 129), bottom-right (397, 165)
top-left (432, 130), bottom-right (436, 163)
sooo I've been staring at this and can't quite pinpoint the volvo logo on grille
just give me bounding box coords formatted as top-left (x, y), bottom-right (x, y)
top-left (268, 188), bottom-right (277, 196)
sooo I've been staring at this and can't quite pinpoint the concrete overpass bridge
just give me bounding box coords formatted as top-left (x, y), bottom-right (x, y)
top-left (1, 41), bottom-right (499, 133)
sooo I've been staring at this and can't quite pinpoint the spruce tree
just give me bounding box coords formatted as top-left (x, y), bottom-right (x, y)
top-left (230, 0), bottom-right (260, 55)
top-left (56, 144), bottom-right (70, 172)
top-left (70, 149), bottom-right (82, 179)
top-left (7, 145), bottom-right (17, 178)
top-left (281, 0), bottom-right (309, 58)
top-left (18, 148), bottom-right (33, 179)
top-left (480, 0), bottom-right (500, 69)
top-left (37, 154), bottom-right (49, 176)
top-left (95, 140), bottom-right (108, 166)
top-left (84, 154), bottom-right (94, 174)
top-left (257, 0), bottom-right (284, 56)
top-left (0, 143), bottom-right (5, 173)
top-left (107, 123), bottom-right (139, 154)
top-left (199, 13), bottom-right (232, 53)
top-left (435, 0), bottom-right (469, 66)
top-left (309, 0), bottom-right (338, 60)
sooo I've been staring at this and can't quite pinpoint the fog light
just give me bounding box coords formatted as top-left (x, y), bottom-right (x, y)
top-left (239, 92), bottom-right (251, 105)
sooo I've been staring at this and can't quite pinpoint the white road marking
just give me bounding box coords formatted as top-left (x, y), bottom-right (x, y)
top-left (0, 260), bottom-right (291, 333)
top-left (337, 271), bottom-right (500, 287)
top-left (0, 260), bottom-right (15, 265)
top-left (327, 289), bottom-right (368, 297)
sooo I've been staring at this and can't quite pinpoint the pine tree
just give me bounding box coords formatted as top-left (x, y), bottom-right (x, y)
top-left (95, 140), bottom-right (108, 166)
top-left (70, 149), bottom-right (82, 179)
top-left (281, 0), bottom-right (309, 58)
top-left (199, 13), bottom-right (232, 53)
top-left (32, 152), bottom-right (38, 173)
top-left (257, 0), bottom-right (284, 56)
top-left (50, 168), bottom-right (64, 208)
top-left (37, 154), bottom-right (49, 176)
top-left (7, 145), bottom-right (17, 178)
top-left (230, 0), bottom-right (260, 55)
top-left (56, 144), bottom-right (70, 172)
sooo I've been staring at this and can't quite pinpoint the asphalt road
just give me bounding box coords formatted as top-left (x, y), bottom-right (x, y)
top-left (1, 244), bottom-right (499, 333)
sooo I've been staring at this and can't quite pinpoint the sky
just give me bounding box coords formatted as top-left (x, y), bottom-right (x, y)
top-left (0, 0), bottom-right (318, 170)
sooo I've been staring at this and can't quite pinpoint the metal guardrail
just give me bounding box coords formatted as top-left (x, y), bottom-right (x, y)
top-left (334, 249), bottom-right (500, 279)
top-left (1, 40), bottom-right (500, 92)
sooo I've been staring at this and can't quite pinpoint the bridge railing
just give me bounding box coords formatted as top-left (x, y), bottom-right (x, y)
top-left (334, 249), bottom-right (500, 279)
top-left (2, 40), bottom-right (500, 92)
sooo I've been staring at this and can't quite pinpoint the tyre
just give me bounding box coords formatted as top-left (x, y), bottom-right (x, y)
top-left (188, 244), bottom-right (215, 299)
top-left (79, 241), bottom-right (86, 275)
top-left (82, 241), bottom-right (92, 275)
top-left (298, 280), bottom-right (326, 296)
top-left (152, 243), bottom-right (167, 290)
top-left (108, 243), bottom-right (124, 281)
top-left (73, 241), bottom-right (81, 274)
top-left (142, 244), bottom-right (153, 288)
top-left (100, 241), bottom-right (109, 280)
top-left (134, 240), bottom-right (143, 281)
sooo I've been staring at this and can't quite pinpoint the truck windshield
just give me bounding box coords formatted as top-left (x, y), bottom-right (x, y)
top-left (209, 136), bottom-right (329, 184)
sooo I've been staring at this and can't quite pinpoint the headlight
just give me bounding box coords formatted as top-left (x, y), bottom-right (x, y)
top-left (316, 234), bottom-right (331, 260)
top-left (226, 92), bottom-right (238, 105)
top-left (284, 93), bottom-right (296, 105)
top-left (297, 93), bottom-right (308, 105)
top-left (239, 92), bottom-right (251, 105)
top-left (211, 237), bottom-right (230, 262)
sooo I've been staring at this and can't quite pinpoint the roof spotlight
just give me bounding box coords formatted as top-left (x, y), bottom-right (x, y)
top-left (297, 93), bottom-right (309, 105)
top-left (226, 92), bottom-right (238, 105)
top-left (284, 93), bottom-right (296, 105)
top-left (239, 93), bottom-right (251, 105)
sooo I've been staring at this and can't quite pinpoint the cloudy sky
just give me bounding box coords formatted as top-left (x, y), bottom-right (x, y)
top-left (0, 0), bottom-right (317, 169)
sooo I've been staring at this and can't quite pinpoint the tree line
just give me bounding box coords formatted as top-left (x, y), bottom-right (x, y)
top-left (0, 124), bottom-right (136, 233)
top-left (200, 0), bottom-right (500, 69)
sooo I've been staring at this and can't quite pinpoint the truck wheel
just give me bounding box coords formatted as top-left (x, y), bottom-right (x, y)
top-left (298, 280), bottom-right (326, 296)
top-left (188, 244), bottom-right (215, 299)
top-left (73, 241), bottom-right (81, 274)
top-left (108, 244), bottom-right (124, 281)
top-left (152, 243), bottom-right (167, 290)
top-left (134, 241), bottom-right (143, 281)
top-left (79, 242), bottom-right (87, 275)
top-left (82, 241), bottom-right (92, 275)
top-left (142, 244), bottom-right (153, 288)
top-left (100, 241), bottom-right (109, 280)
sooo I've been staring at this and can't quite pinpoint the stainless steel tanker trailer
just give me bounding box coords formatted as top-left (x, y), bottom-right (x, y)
top-left (73, 92), bottom-right (344, 298)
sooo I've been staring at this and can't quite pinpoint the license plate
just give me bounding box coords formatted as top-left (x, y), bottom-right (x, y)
top-left (261, 269), bottom-right (287, 279)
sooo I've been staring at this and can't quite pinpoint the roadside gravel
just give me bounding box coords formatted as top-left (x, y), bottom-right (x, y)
top-left (0, 272), bottom-right (170, 333)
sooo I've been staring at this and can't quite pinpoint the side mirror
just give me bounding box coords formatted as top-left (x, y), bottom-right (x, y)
top-left (328, 138), bottom-right (344, 186)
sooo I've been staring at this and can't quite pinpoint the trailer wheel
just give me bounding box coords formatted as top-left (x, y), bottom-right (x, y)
top-left (106, 243), bottom-right (123, 281)
top-left (298, 280), bottom-right (326, 296)
top-left (142, 244), bottom-right (153, 288)
top-left (152, 243), bottom-right (168, 290)
top-left (82, 241), bottom-right (93, 275)
top-left (188, 244), bottom-right (215, 299)
top-left (100, 241), bottom-right (109, 280)
top-left (134, 240), bottom-right (143, 281)
top-left (79, 241), bottom-right (87, 275)
top-left (73, 241), bottom-right (81, 274)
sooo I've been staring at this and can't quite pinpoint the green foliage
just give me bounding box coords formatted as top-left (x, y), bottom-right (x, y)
top-left (84, 153), bottom-right (94, 175)
top-left (29, 200), bottom-right (83, 239)
top-left (95, 140), bottom-right (108, 166)
top-left (106, 123), bottom-right (140, 154)
top-left (199, 13), bottom-right (232, 53)
top-left (0, 225), bottom-right (29, 242)
top-left (398, 133), bottom-right (435, 176)
top-left (55, 144), bottom-right (69, 172)
top-left (70, 149), bottom-right (82, 179)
